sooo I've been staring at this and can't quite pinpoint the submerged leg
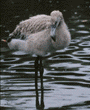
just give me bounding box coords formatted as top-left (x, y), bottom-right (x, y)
top-left (35, 57), bottom-right (39, 108)
top-left (35, 56), bottom-right (44, 109)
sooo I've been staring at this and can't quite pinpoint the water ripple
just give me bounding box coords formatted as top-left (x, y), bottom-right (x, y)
top-left (72, 50), bottom-right (90, 56)
top-left (1, 57), bottom-right (20, 63)
top-left (79, 41), bottom-right (90, 47)
top-left (76, 30), bottom-right (90, 34)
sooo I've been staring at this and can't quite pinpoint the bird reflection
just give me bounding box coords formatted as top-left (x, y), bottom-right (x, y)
top-left (35, 56), bottom-right (44, 109)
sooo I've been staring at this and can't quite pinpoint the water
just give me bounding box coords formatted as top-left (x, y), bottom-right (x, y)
top-left (0, 1), bottom-right (90, 110)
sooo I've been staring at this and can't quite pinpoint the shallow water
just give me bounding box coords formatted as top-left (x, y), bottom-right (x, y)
top-left (0, 2), bottom-right (90, 110)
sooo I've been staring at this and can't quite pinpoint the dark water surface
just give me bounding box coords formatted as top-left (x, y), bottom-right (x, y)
top-left (0, 1), bottom-right (90, 110)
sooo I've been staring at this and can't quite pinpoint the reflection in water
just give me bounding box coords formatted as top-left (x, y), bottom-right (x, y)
top-left (1, 3), bottom-right (90, 110)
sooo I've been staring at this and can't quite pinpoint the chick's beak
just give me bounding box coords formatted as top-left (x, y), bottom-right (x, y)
top-left (50, 26), bottom-right (56, 42)
top-left (50, 18), bottom-right (60, 42)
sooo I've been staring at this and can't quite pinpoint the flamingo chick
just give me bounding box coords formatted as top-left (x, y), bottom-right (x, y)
top-left (2, 10), bottom-right (71, 109)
